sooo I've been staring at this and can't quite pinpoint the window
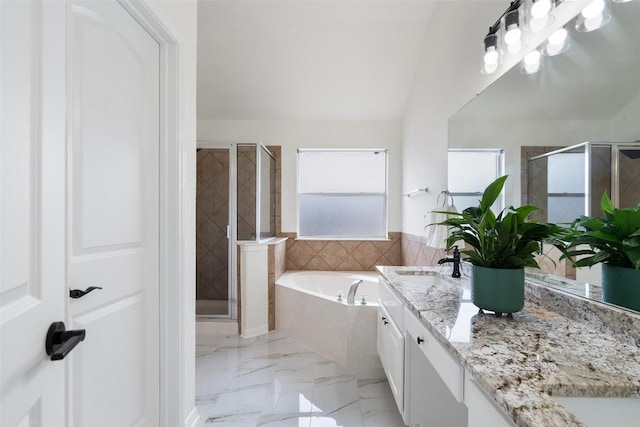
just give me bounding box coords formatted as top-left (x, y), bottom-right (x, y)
top-left (448, 149), bottom-right (504, 213)
top-left (297, 149), bottom-right (388, 239)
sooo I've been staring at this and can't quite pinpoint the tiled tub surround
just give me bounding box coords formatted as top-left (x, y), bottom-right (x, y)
top-left (377, 266), bottom-right (640, 427)
top-left (276, 271), bottom-right (384, 380)
top-left (281, 232), bottom-right (401, 271)
top-left (400, 232), bottom-right (446, 266)
top-left (195, 331), bottom-right (404, 426)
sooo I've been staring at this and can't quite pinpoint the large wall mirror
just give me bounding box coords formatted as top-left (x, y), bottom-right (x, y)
top-left (448, 0), bottom-right (640, 312)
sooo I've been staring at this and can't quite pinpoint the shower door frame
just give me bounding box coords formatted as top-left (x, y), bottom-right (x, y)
top-left (528, 141), bottom-right (640, 216)
top-left (196, 142), bottom-right (238, 320)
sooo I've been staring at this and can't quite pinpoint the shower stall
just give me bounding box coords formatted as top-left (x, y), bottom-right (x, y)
top-left (527, 142), bottom-right (640, 224)
top-left (527, 141), bottom-right (640, 283)
top-left (196, 143), bottom-right (276, 319)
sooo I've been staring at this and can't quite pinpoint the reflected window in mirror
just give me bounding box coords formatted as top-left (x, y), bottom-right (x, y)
top-left (448, 149), bottom-right (505, 213)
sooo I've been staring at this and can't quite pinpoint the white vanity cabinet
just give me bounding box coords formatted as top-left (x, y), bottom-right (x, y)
top-left (377, 276), bottom-right (516, 427)
top-left (377, 280), bottom-right (405, 419)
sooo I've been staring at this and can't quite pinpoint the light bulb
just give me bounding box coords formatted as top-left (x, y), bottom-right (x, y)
top-left (583, 14), bottom-right (604, 31)
top-left (523, 50), bottom-right (542, 74)
top-left (484, 49), bottom-right (499, 65)
top-left (504, 26), bottom-right (522, 45)
top-left (581, 0), bottom-right (605, 19)
top-left (548, 28), bottom-right (568, 45)
top-left (483, 61), bottom-right (499, 74)
top-left (529, 16), bottom-right (549, 32)
top-left (524, 50), bottom-right (541, 65)
top-left (531, 0), bottom-right (552, 18)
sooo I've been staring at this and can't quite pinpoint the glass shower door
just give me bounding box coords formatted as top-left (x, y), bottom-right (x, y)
top-left (618, 147), bottom-right (640, 208)
top-left (196, 148), bottom-right (231, 317)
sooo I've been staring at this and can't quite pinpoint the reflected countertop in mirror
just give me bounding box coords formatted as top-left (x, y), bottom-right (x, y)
top-left (526, 269), bottom-right (604, 302)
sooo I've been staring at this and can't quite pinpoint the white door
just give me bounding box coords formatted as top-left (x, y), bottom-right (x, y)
top-left (67, 1), bottom-right (160, 426)
top-left (1, 0), bottom-right (161, 426)
top-left (1, 1), bottom-right (67, 426)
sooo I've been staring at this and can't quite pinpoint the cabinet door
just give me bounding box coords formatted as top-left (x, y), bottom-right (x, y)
top-left (377, 305), bottom-right (404, 418)
top-left (385, 315), bottom-right (404, 410)
top-left (377, 306), bottom-right (386, 363)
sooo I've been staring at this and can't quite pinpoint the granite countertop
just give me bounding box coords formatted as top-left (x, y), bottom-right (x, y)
top-left (376, 266), bottom-right (640, 427)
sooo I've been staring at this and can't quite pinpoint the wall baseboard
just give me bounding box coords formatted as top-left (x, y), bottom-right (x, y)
top-left (184, 407), bottom-right (201, 427)
top-left (241, 325), bottom-right (269, 338)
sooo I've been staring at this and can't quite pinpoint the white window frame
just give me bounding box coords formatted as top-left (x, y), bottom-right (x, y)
top-left (297, 148), bottom-right (389, 240)
top-left (447, 148), bottom-right (505, 213)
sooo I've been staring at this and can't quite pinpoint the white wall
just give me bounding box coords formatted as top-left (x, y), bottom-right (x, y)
top-left (402, 1), bottom-right (505, 236)
top-left (609, 89), bottom-right (640, 142)
top-left (144, 1), bottom-right (198, 425)
top-left (197, 119), bottom-right (403, 233)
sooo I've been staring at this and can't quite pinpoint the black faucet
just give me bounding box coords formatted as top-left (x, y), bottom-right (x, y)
top-left (437, 245), bottom-right (461, 278)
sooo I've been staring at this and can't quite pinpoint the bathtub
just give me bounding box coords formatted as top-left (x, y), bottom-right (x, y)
top-left (275, 271), bottom-right (384, 379)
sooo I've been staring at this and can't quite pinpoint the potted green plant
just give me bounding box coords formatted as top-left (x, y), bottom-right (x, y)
top-left (559, 193), bottom-right (640, 311)
top-left (429, 175), bottom-right (563, 316)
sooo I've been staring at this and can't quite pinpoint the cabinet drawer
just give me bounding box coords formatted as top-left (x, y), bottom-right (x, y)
top-left (404, 306), bottom-right (464, 402)
top-left (378, 276), bottom-right (403, 330)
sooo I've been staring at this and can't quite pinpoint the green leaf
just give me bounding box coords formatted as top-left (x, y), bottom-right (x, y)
top-left (514, 205), bottom-right (539, 222)
top-left (600, 192), bottom-right (615, 221)
top-left (479, 176), bottom-right (508, 212)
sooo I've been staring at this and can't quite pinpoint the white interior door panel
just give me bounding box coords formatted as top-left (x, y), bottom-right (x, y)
top-left (68, 1), bottom-right (160, 426)
top-left (1, 1), bottom-right (67, 425)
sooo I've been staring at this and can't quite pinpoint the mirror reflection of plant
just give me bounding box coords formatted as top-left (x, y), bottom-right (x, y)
top-left (559, 193), bottom-right (640, 270)
top-left (430, 175), bottom-right (565, 269)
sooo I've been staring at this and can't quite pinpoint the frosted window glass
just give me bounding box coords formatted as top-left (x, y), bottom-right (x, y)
top-left (448, 151), bottom-right (501, 192)
top-left (299, 195), bottom-right (385, 238)
top-left (548, 153), bottom-right (585, 193)
top-left (452, 196), bottom-right (483, 214)
top-left (297, 149), bottom-right (387, 239)
top-left (547, 196), bottom-right (585, 224)
top-left (299, 150), bottom-right (386, 193)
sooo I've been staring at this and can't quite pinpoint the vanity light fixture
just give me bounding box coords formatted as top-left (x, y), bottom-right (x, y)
top-left (575, 0), bottom-right (612, 32)
top-left (480, 0), bottom-right (530, 75)
top-left (530, 0), bottom-right (552, 18)
top-left (526, 0), bottom-right (555, 32)
top-left (503, 9), bottom-right (523, 54)
top-left (482, 33), bottom-right (501, 74)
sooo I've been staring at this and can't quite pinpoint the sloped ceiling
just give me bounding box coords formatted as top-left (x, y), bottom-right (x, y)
top-left (196, 0), bottom-right (438, 121)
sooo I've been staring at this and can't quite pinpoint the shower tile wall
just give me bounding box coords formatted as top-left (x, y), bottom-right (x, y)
top-left (268, 239), bottom-right (287, 330)
top-left (281, 232), bottom-right (401, 271)
top-left (196, 149), bottom-right (230, 305)
top-left (237, 145), bottom-right (257, 240)
top-left (269, 146), bottom-right (282, 236)
top-left (620, 151), bottom-right (640, 206)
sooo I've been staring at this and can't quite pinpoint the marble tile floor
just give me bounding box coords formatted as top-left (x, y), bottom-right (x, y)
top-left (196, 331), bottom-right (405, 427)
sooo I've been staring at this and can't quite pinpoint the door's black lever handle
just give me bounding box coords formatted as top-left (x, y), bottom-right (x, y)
top-left (69, 286), bottom-right (102, 299)
top-left (45, 322), bottom-right (86, 361)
